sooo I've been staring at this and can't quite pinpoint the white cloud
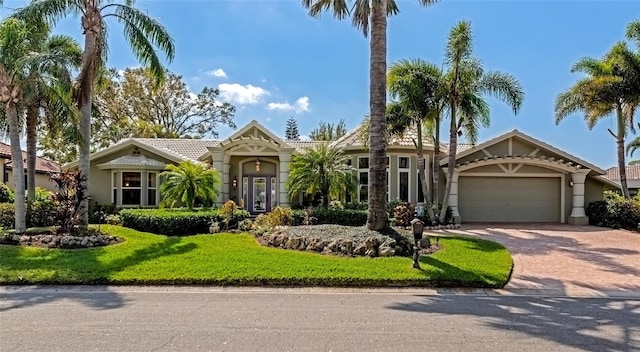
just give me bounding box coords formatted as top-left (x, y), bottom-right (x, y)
top-left (218, 83), bottom-right (269, 105)
top-left (207, 68), bottom-right (228, 78)
top-left (267, 96), bottom-right (310, 113)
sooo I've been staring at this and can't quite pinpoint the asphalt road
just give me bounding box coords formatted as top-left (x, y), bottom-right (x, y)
top-left (1, 286), bottom-right (639, 352)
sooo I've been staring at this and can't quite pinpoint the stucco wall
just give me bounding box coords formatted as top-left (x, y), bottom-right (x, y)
top-left (4, 170), bottom-right (57, 193)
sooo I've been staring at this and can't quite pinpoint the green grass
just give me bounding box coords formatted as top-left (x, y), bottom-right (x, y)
top-left (0, 226), bottom-right (513, 288)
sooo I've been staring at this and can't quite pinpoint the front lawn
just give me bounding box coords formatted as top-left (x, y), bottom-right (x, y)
top-left (0, 226), bottom-right (513, 287)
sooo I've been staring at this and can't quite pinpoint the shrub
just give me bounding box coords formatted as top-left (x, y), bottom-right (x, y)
top-left (387, 199), bottom-right (403, 219)
top-left (238, 219), bottom-right (253, 231)
top-left (119, 208), bottom-right (250, 236)
top-left (257, 206), bottom-right (294, 229)
top-left (50, 170), bottom-right (87, 233)
top-left (33, 187), bottom-right (53, 202)
top-left (105, 214), bottom-right (122, 226)
top-left (0, 183), bottom-right (13, 203)
top-left (586, 195), bottom-right (640, 230)
top-left (0, 203), bottom-right (14, 229)
top-left (292, 208), bottom-right (367, 226)
top-left (329, 200), bottom-right (344, 210)
top-left (88, 202), bottom-right (119, 224)
top-left (344, 202), bottom-right (368, 210)
top-left (220, 200), bottom-right (239, 230)
top-left (27, 200), bottom-right (59, 227)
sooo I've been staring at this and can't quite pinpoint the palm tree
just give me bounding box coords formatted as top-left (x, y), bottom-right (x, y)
top-left (160, 161), bottom-right (221, 211)
top-left (387, 58), bottom-right (444, 224)
top-left (301, 0), bottom-right (439, 230)
top-left (22, 24), bottom-right (81, 204)
top-left (556, 30), bottom-right (640, 198)
top-left (286, 144), bottom-right (357, 208)
top-left (15, 0), bottom-right (175, 228)
top-left (0, 18), bottom-right (42, 233)
top-left (440, 21), bottom-right (524, 221)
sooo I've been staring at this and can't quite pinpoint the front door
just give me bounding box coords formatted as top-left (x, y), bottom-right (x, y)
top-left (243, 175), bottom-right (277, 215)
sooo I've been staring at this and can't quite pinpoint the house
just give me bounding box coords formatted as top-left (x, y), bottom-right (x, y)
top-left (67, 120), bottom-right (617, 224)
top-left (604, 165), bottom-right (640, 196)
top-left (0, 142), bottom-right (61, 192)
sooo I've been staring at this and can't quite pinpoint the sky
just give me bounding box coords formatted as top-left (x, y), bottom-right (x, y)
top-left (1, 0), bottom-right (639, 169)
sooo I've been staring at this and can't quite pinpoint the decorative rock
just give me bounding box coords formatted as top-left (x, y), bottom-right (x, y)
top-left (326, 240), bottom-right (340, 253)
top-left (365, 249), bottom-right (377, 257)
top-left (381, 238), bottom-right (396, 248)
top-left (353, 243), bottom-right (367, 256)
top-left (12, 234), bottom-right (20, 242)
top-left (341, 240), bottom-right (354, 255)
top-left (378, 246), bottom-right (395, 257)
top-left (285, 237), bottom-right (302, 250)
top-left (419, 238), bottom-right (431, 248)
top-left (364, 237), bottom-right (379, 250)
top-left (80, 237), bottom-right (89, 246)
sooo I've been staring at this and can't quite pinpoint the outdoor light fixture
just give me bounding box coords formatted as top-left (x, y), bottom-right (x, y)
top-left (569, 180), bottom-right (574, 187)
top-left (232, 176), bottom-right (238, 190)
top-left (255, 158), bottom-right (261, 172)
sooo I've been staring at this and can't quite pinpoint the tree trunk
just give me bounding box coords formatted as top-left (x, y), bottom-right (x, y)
top-left (26, 102), bottom-right (38, 204)
top-left (366, 0), bottom-right (388, 230)
top-left (440, 106), bottom-right (458, 222)
top-left (416, 122), bottom-right (436, 224)
top-left (7, 102), bottom-right (26, 234)
top-left (617, 106), bottom-right (631, 198)
top-left (77, 20), bottom-right (99, 229)
top-left (432, 114), bottom-right (441, 220)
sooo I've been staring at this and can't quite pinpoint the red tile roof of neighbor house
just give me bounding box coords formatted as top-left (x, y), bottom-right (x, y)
top-left (0, 142), bottom-right (61, 174)
top-left (605, 165), bottom-right (640, 189)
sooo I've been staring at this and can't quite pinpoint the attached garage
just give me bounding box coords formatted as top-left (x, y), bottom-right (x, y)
top-left (458, 176), bottom-right (561, 223)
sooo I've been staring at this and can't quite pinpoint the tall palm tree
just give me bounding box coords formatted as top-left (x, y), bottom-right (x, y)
top-left (301, 0), bottom-right (438, 230)
top-left (0, 18), bottom-right (43, 233)
top-left (440, 21), bottom-right (524, 221)
top-left (286, 144), bottom-right (357, 208)
top-left (22, 24), bottom-right (81, 204)
top-left (15, 0), bottom-right (175, 228)
top-left (160, 161), bottom-right (221, 211)
top-left (556, 36), bottom-right (640, 198)
top-left (387, 58), bottom-right (444, 224)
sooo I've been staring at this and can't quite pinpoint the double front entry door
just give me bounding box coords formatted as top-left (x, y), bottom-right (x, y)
top-left (243, 175), bottom-right (277, 215)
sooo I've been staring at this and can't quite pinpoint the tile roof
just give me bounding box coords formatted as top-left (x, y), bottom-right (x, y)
top-left (97, 155), bottom-right (167, 168)
top-left (130, 138), bottom-right (221, 162)
top-left (605, 165), bottom-right (640, 183)
top-left (0, 142), bottom-right (60, 173)
top-left (284, 140), bottom-right (328, 151)
top-left (330, 124), bottom-right (439, 149)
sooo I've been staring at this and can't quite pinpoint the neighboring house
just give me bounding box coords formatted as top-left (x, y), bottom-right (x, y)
top-left (67, 120), bottom-right (617, 224)
top-left (604, 165), bottom-right (640, 196)
top-left (0, 142), bottom-right (61, 192)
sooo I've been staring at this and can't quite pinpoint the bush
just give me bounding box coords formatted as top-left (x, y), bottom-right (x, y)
top-left (387, 199), bottom-right (403, 219)
top-left (292, 208), bottom-right (368, 227)
top-left (344, 202), bottom-right (368, 210)
top-left (238, 219), bottom-right (253, 231)
top-left (254, 206), bottom-right (294, 230)
top-left (586, 197), bottom-right (640, 229)
top-left (88, 202), bottom-right (119, 224)
top-left (394, 202), bottom-right (413, 228)
top-left (0, 203), bottom-right (14, 229)
top-left (0, 183), bottom-right (13, 203)
top-left (27, 200), bottom-right (59, 227)
top-left (105, 214), bottom-right (122, 226)
top-left (119, 208), bottom-right (250, 236)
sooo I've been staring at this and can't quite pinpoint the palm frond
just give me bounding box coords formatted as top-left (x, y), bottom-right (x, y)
top-left (301, 0), bottom-right (350, 19)
top-left (11, 0), bottom-right (83, 27)
top-left (626, 19), bottom-right (640, 50)
top-left (445, 20), bottom-right (473, 67)
top-left (478, 71), bottom-right (525, 114)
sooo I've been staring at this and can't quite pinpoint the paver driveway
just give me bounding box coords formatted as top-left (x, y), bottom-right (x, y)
top-left (440, 224), bottom-right (640, 297)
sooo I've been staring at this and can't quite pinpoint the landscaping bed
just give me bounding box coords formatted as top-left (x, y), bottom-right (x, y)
top-left (0, 228), bottom-right (123, 249)
top-left (257, 224), bottom-right (439, 257)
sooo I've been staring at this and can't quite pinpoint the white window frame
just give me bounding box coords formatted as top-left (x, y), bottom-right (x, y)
top-left (147, 171), bottom-right (158, 206)
top-left (111, 171), bottom-right (118, 205)
top-left (357, 156), bottom-right (369, 203)
top-left (121, 171), bottom-right (143, 207)
top-left (397, 156), bottom-right (410, 203)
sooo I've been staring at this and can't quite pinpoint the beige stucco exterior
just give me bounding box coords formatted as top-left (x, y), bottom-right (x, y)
top-left (74, 122), bottom-right (615, 223)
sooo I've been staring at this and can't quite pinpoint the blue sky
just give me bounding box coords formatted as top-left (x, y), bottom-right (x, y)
top-left (1, 1), bottom-right (639, 168)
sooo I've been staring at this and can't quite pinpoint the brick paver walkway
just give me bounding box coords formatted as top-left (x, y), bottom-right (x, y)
top-left (440, 224), bottom-right (640, 297)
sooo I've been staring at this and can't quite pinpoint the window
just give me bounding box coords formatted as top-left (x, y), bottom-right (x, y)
top-left (417, 175), bottom-right (425, 203)
top-left (112, 172), bottom-right (118, 204)
top-left (358, 172), bottom-right (368, 203)
top-left (242, 177), bottom-right (248, 209)
top-left (147, 172), bottom-right (157, 206)
top-left (122, 172), bottom-right (141, 205)
top-left (398, 156), bottom-right (410, 202)
top-left (270, 177), bottom-right (277, 209)
top-left (358, 157), bottom-right (369, 169)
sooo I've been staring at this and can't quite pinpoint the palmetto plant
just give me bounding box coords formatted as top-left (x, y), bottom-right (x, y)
top-left (286, 144), bottom-right (357, 208)
top-left (556, 19), bottom-right (640, 198)
top-left (301, 0), bottom-right (438, 230)
top-left (15, 0), bottom-right (175, 228)
top-left (439, 21), bottom-right (524, 221)
top-left (159, 161), bottom-right (221, 211)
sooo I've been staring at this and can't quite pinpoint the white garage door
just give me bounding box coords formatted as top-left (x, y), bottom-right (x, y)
top-left (458, 177), bottom-right (561, 223)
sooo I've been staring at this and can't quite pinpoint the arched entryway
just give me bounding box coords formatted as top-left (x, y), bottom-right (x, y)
top-left (239, 159), bottom-right (278, 215)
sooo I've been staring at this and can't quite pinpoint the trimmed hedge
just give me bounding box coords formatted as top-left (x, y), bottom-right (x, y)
top-left (586, 198), bottom-right (640, 229)
top-left (119, 208), bottom-right (250, 236)
top-left (293, 208), bottom-right (368, 227)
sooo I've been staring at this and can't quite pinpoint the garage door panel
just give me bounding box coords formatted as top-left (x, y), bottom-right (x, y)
top-left (459, 177), bottom-right (560, 222)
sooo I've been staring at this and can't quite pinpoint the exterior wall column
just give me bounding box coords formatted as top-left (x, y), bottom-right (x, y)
top-left (210, 149), bottom-right (225, 206)
top-left (446, 171), bottom-right (461, 224)
top-left (222, 154), bottom-right (231, 203)
top-left (278, 151), bottom-right (292, 208)
top-left (568, 169), bottom-right (590, 225)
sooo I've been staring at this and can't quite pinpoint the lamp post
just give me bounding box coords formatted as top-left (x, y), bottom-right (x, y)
top-left (410, 218), bottom-right (424, 269)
